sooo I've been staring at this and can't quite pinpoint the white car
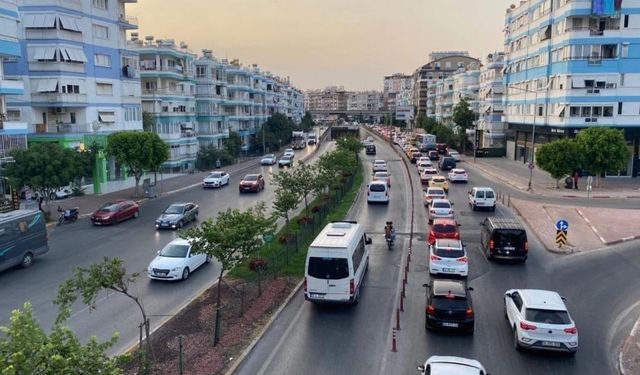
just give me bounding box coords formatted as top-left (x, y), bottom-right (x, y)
top-left (448, 150), bottom-right (461, 162)
top-left (429, 239), bottom-right (468, 277)
top-left (505, 289), bottom-right (578, 354)
top-left (468, 187), bottom-right (496, 211)
top-left (373, 171), bottom-right (391, 187)
top-left (423, 187), bottom-right (446, 206)
top-left (428, 199), bottom-right (454, 222)
top-left (284, 148), bottom-right (295, 158)
top-left (448, 168), bottom-right (469, 183)
top-left (372, 160), bottom-right (388, 173)
top-left (366, 181), bottom-right (390, 204)
top-left (417, 356), bottom-right (488, 375)
top-left (147, 238), bottom-right (211, 281)
top-left (261, 154), bottom-right (277, 165)
top-left (202, 171), bottom-right (230, 188)
top-left (417, 160), bottom-right (433, 174)
top-left (420, 167), bottom-right (439, 184)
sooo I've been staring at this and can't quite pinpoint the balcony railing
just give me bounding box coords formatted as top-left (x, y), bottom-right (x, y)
top-left (35, 123), bottom-right (90, 134)
top-left (31, 93), bottom-right (88, 104)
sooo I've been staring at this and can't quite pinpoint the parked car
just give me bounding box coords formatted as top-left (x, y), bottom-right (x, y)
top-left (424, 279), bottom-right (474, 333)
top-left (428, 199), bottom-right (454, 222)
top-left (429, 175), bottom-right (449, 192)
top-left (417, 356), bottom-right (487, 375)
top-left (278, 155), bottom-right (293, 168)
top-left (448, 150), bottom-right (461, 162)
top-left (428, 218), bottom-right (460, 245)
top-left (448, 168), bottom-right (468, 183)
top-left (90, 200), bottom-right (139, 226)
top-left (480, 217), bottom-right (528, 261)
top-left (373, 171), bottom-right (391, 187)
top-left (239, 174), bottom-right (265, 193)
top-left (468, 187), bottom-right (496, 211)
top-left (428, 150), bottom-right (440, 161)
top-left (147, 238), bottom-right (211, 281)
top-left (429, 239), bottom-right (468, 277)
top-left (260, 154), bottom-right (277, 165)
top-left (420, 168), bottom-right (439, 185)
top-left (202, 171), bottom-right (230, 188)
top-left (439, 157), bottom-right (457, 171)
top-left (372, 160), bottom-right (388, 173)
top-left (423, 187), bottom-right (446, 206)
top-left (283, 148), bottom-right (295, 158)
top-left (155, 202), bottom-right (199, 230)
top-left (505, 289), bottom-right (578, 354)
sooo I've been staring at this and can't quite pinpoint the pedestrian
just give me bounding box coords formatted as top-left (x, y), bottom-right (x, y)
top-left (573, 171), bottom-right (579, 190)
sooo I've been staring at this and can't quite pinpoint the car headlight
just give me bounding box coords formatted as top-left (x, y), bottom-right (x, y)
top-left (103, 216), bottom-right (112, 220)
top-left (171, 267), bottom-right (182, 272)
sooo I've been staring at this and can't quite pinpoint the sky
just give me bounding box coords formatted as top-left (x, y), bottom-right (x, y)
top-left (128, 0), bottom-right (515, 91)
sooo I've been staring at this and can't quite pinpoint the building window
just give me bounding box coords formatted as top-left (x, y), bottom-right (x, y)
top-left (92, 24), bottom-right (109, 39)
top-left (94, 53), bottom-right (111, 67)
top-left (603, 106), bottom-right (614, 117)
top-left (618, 102), bottom-right (623, 115)
top-left (624, 14), bottom-right (629, 28)
top-left (196, 65), bottom-right (206, 78)
top-left (70, 112), bottom-right (76, 124)
top-left (92, 0), bottom-right (108, 10)
top-left (61, 84), bottom-right (80, 94)
top-left (96, 83), bottom-right (113, 95)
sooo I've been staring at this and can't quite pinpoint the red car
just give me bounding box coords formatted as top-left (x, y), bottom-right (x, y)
top-left (239, 174), bottom-right (265, 193)
top-left (91, 199), bottom-right (139, 225)
top-left (428, 218), bottom-right (460, 245)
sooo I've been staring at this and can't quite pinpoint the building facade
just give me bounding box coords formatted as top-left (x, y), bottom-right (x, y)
top-left (383, 73), bottom-right (414, 111)
top-left (478, 52), bottom-right (506, 148)
top-left (347, 91), bottom-right (383, 111)
top-left (305, 86), bottom-right (348, 111)
top-left (194, 49), bottom-right (227, 150)
top-left (503, 0), bottom-right (639, 177)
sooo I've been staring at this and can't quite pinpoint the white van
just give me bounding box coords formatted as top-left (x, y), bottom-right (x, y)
top-left (367, 181), bottom-right (390, 204)
top-left (305, 221), bottom-right (372, 304)
top-left (468, 187), bottom-right (496, 211)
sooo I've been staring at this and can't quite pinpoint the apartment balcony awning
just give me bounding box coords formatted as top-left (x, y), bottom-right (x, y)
top-left (34, 78), bottom-right (58, 93)
top-left (58, 15), bottom-right (81, 32)
top-left (31, 46), bottom-right (57, 61)
top-left (98, 112), bottom-right (116, 123)
top-left (61, 47), bottom-right (88, 63)
top-left (571, 77), bottom-right (586, 88)
top-left (23, 14), bottom-right (57, 28)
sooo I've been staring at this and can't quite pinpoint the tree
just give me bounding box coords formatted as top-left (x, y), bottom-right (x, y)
top-left (291, 162), bottom-right (318, 215)
top-left (105, 131), bottom-right (169, 198)
top-left (224, 131), bottom-right (243, 159)
top-left (430, 123), bottom-right (459, 148)
top-left (452, 98), bottom-right (476, 152)
top-left (272, 189), bottom-right (300, 225)
top-left (300, 111), bottom-right (315, 132)
top-left (336, 135), bottom-right (363, 162)
top-left (536, 139), bottom-right (584, 188)
top-left (5, 142), bottom-right (84, 212)
top-left (142, 111), bottom-right (155, 132)
top-left (577, 127), bottom-right (630, 187)
top-left (0, 302), bottom-right (122, 375)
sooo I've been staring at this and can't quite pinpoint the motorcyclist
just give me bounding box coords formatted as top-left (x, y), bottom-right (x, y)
top-left (384, 221), bottom-right (396, 243)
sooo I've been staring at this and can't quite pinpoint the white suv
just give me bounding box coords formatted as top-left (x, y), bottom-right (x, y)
top-left (504, 289), bottom-right (578, 354)
top-left (429, 239), bottom-right (468, 277)
top-left (468, 187), bottom-right (496, 211)
top-left (417, 356), bottom-right (488, 375)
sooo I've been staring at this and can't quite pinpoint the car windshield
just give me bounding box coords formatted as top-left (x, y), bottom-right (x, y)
top-left (307, 257), bottom-right (349, 280)
top-left (244, 175), bottom-right (258, 181)
top-left (159, 243), bottom-right (189, 258)
top-left (434, 246), bottom-right (465, 258)
top-left (208, 172), bottom-right (222, 178)
top-left (264, 154), bottom-right (274, 158)
top-left (428, 189), bottom-right (445, 195)
top-left (525, 308), bottom-right (571, 324)
top-left (433, 296), bottom-right (469, 310)
top-left (99, 203), bottom-right (120, 212)
top-left (455, 170), bottom-right (466, 174)
top-left (495, 230), bottom-right (526, 247)
top-left (369, 184), bottom-right (386, 192)
top-left (433, 223), bottom-right (457, 233)
top-left (432, 201), bottom-right (451, 209)
top-left (164, 205), bottom-right (184, 214)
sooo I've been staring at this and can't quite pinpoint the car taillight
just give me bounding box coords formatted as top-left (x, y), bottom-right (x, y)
top-left (524, 241), bottom-right (529, 252)
top-left (430, 210), bottom-right (436, 214)
top-left (489, 240), bottom-right (495, 251)
top-left (466, 308), bottom-right (474, 318)
top-left (304, 277), bottom-right (307, 292)
top-left (430, 255), bottom-right (441, 261)
top-left (350, 279), bottom-right (355, 295)
top-left (427, 305), bottom-right (435, 315)
top-left (520, 321), bottom-right (537, 330)
top-left (564, 326), bottom-right (577, 334)
top-left (456, 256), bottom-right (468, 263)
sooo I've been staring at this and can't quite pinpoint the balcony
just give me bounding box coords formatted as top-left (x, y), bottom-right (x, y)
top-left (34, 123), bottom-right (90, 134)
top-left (0, 79), bottom-right (24, 95)
top-left (118, 15), bottom-right (138, 30)
top-left (31, 93), bottom-right (88, 105)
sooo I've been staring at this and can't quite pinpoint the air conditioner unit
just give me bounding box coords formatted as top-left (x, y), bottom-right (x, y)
top-left (605, 83), bottom-right (616, 89)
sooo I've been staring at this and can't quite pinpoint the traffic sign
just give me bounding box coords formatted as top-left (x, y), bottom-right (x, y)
top-left (528, 163), bottom-right (535, 170)
top-left (556, 219), bottom-right (569, 231)
top-left (556, 230), bottom-right (568, 247)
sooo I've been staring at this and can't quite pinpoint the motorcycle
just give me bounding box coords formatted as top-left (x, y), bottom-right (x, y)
top-left (57, 207), bottom-right (79, 226)
top-left (385, 235), bottom-right (394, 250)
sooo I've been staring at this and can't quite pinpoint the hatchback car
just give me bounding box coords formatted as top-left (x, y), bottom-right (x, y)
top-left (155, 202), bottom-right (199, 229)
top-left (147, 238), bottom-right (211, 281)
top-left (410, 151), bottom-right (422, 163)
top-left (428, 199), bottom-right (454, 222)
top-left (372, 160), bottom-right (388, 173)
top-left (90, 200), bottom-right (139, 226)
top-left (260, 154), bottom-right (277, 165)
top-left (365, 144), bottom-right (377, 155)
top-left (425, 279), bottom-right (474, 333)
top-left (448, 150), bottom-right (461, 162)
top-left (420, 168), bottom-right (439, 185)
top-left (278, 155), bottom-right (293, 168)
top-left (428, 218), bottom-right (460, 245)
top-left (417, 160), bottom-right (433, 174)
top-left (448, 168), bottom-right (469, 183)
top-left (202, 171), bottom-right (230, 188)
top-left (428, 150), bottom-right (440, 161)
top-left (283, 148), bottom-right (295, 158)
top-left (423, 187), bottom-right (446, 206)
top-left (505, 289), bottom-right (578, 354)
top-left (373, 171), bottom-right (391, 187)
top-left (417, 356), bottom-right (488, 375)
top-left (429, 175), bottom-right (449, 192)
top-left (429, 239), bottom-right (468, 277)
top-left (239, 174), bottom-right (265, 193)
top-left (436, 143), bottom-right (448, 155)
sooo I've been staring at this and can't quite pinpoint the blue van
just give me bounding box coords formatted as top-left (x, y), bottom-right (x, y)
top-left (0, 209), bottom-right (49, 272)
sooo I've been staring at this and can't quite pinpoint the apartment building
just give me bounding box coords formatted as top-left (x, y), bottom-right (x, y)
top-left (0, 0), bottom-right (27, 159)
top-left (478, 52), bottom-right (506, 148)
top-left (503, 0), bottom-right (639, 177)
top-left (383, 73), bottom-right (414, 111)
top-left (305, 86), bottom-right (348, 111)
top-left (194, 49), bottom-right (227, 149)
top-left (133, 35), bottom-right (197, 172)
top-left (347, 91), bottom-right (383, 111)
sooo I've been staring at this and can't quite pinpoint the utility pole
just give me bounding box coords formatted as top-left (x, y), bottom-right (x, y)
top-left (262, 85), bottom-right (266, 155)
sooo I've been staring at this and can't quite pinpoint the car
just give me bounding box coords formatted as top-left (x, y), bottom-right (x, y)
top-left (373, 171), bottom-right (391, 187)
top-left (278, 155), bottom-right (293, 168)
top-left (480, 217), bottom-right (528, 261)
top-left (202, 171), bottom-right (230, 188)
top-left (365, 144), bottom-right (377, 155)
top-left (468, 187), bottom-right (496, 211)
top-left (448, 168), bottom-right (468, 183)
top-left (367, 181), bottom-right (390, 204)
top-left (239, 174), bottom-right (265, 193)
top-left (417, 156), bottom-right (431, 164)
top-left (424, 279), bottom-right (474, 333)
top-left (147, 238), bottom-right (211, 281)
top-left (417, 356), bottom-right (487, 375)
top-left (307, 135), bottom-right (317, 145)
top-left (423, 187), bottom-right (446, 206)
top-left (428, 150), bottom-right (440, 161)
top-left (429, 239), bottom-right (468, 277)
top-left (260, 154), bottom-right (277, 165)
top-left (429, 175), bottom-right (449, 192)
top-left (504, 289), bottom-right (578, 354)
top-left (448, 150), bottom-right (461, 162)
top-left (410, 151), bottom-right (423, 163)
top-left (416, 160), bottom-right (433, 174)
top-left (428, 198), bottom-right (454, 222)
top-left (372, 160), bottom-right (388, 173)
top-left (155, 202), bottom-right (199, 230)
top-left (439, 156), bottom-right (457, 171)
top-left (90, 199), bottom-right (139, 225)
top-left (406, 147), bottom-right (419, 158)
top-left (428, 218), bottom-right (461, 245)
top-left (420, 167), bottom-right (439, 185)
top-left (436, 143), bottom-right (448, 154)
top-left (283, 148), bottom-right (295, 158)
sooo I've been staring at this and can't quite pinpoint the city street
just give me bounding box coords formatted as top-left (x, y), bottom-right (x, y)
top-left (0, 141), bottom-right (331, 355)
top-left (234, 136), bottom-right (640, 375)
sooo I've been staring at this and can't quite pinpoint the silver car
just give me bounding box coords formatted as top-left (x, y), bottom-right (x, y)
top-left (428, 199), bottom-right (454, 222)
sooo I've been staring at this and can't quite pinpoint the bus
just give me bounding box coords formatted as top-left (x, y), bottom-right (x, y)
top-left (415, 133), bottom-right (437, 152)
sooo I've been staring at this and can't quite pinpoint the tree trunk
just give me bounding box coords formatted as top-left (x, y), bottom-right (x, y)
top-left (133, 174), bottom-right (141, 198)
top-left (216, 270), bottom-right (224, 309)
top-left (304, 195), bottom-right (309, 215)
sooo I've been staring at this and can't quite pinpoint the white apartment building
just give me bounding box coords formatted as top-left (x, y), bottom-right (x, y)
top-left (195, 49), bottom-right (228, 149)
top-left (383, 73), bottom-right (414, 111)
top-left (478, 52), bottom-right (506, 148)
top-left (347, 91), bottom-right (383, 111)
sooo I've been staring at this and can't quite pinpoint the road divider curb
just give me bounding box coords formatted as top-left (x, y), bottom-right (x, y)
top-left (607, 235), bottom-right (640, 246)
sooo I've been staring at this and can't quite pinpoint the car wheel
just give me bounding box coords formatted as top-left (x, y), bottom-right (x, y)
top-left (181, 267), bottom-right (190, 280)
top-left (205, 254), bottom-right (212, 264)
top-left (21, 252), bottom-right (34, 268)
top-left (514, 326), bottom-right (522, 351)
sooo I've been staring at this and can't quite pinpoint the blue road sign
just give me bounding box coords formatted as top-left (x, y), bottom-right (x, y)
top-left (556, 219), bottom-right (569, 231)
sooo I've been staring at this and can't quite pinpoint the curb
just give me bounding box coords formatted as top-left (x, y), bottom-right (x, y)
top-left (619, 316), bottom-right (640, 375)
top-left (575, 209), bottom-right (607, 244)
top-left (223, 280), bottom-right (304, 375)
top-left (508, 199), bottom-right (572, 255)
top-left (606, 235), bottom-right (640, 246)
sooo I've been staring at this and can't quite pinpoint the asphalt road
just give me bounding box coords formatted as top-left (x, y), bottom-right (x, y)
top-left (0, 140), bottom-right (332, 355)
top-left (234, 136), bottom-right (640, 375)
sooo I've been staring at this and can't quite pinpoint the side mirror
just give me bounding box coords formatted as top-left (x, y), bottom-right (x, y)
top-left (450, 202), bottom-right (454, 206)
top-left (561, 296), bottom-right (567, 302)
top-left (416, 365), bottom-right (425, 372)
top-left (479, 221), bottom-right (484, 226)
top-left (505, 292), bottom-right (512, 298)
top-left (468, 190), bottom-right (472, 195)
top-left (365, 237), bottom-right (373, 245)
top-left (458, 223), bottom-right (462, 227)
top-left (422, 283), bottom-right (430, 288)
top-left (468, 287), bottom-right (474, 291)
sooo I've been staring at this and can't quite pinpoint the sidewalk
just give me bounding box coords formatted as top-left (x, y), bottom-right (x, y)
top-left (464, 156), bottom-right (640, 199)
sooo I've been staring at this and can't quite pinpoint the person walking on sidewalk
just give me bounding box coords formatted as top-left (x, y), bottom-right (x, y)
top-left (573, 171), bottom-right (580, 190)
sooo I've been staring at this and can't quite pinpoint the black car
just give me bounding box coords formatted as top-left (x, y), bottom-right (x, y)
top-left (436, 143), bottom-right (448, 154)
top-left (438, 157), bottom-right (456, 171)
top-left (365, 144), bottom-right (376, 155)
top-left (425, 279), bottom-right (474, 333)
top-left (428, 150), bottom-right (440, 161)
top-left (480, 217), bottom-right (528, 261)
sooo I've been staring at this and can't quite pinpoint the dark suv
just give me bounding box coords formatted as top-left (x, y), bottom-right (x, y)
top-left (438, 157), bottom-right (456, 171)
top-left (480, 217), bottom-right (528, 261)
top-left (436, 143), bottom-right (448, 154)
top-left (425, 279), bottom-right (474, 333)
top-left (365, 144), bottom-right (376, 155)
top-left (428, 150), bottom-right (440, 161)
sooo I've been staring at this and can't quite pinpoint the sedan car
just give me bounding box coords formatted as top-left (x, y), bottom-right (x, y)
top-left (90, 200), bottom-right (139, 226)
top-left (505, 289), bottom-right (578, 354)
top-left (420, 168), bottom-right (439, 185)
top-left (417, 160), bottom-right (433, 174)
top-left (448, 168), bottom-right (469, 183)
top-left (423, 187), bottom-right (446, 206)
top-left (372, 160), bottom-right (388, 173)
top-left (428, 150), bottom-right (440, 161)
top-left (278, 155), bottom-right (293, 168)
top-left (202, 171), bottom-right (230, 188)
top-left (429, 239), bottom-right (468, 277)
top-left (417, 356), bottom-right (487, 375)
top-left (147, 238), bottom-right (211, 281)
top-left (410, 151), bottom-right (422, 163)
top-left (428, 199), bottom-right (454, 222)
top-left (448, 150), bottom-right (461, 162)
top-left (429, 175), bottom-right (449, 192)
top-left (260, 154), bottom-right (277, 165)
top-left (155, 202), bottom-right (199, 229)
top-left (428, 218), bottom-right (460, 245)
top-left (424, 279), bottom-right (474, 333)
top-left (373, 171), bottom-right (391, 187)
top-left (239, 174), bottom-right (265, 193)
top-left (283, 148), bottom-right (295, 158)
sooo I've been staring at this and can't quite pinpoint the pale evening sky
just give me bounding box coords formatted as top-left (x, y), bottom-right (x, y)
top-left (128, 0), bottom-right (515, 91)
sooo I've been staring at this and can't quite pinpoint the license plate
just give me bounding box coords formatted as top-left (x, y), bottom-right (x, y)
top-left (94, 222), bottom-right (102, 225)
top-left (504, 246), bottom-right (515, 250)
top-left (310, 293), bottom-right (324, 299)
top-left (542, 341), bottom-right (561, 347)
top-left (442, 322), bottom-right (459, 328)
top-left (443, 268), bottom-right (456, 272)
